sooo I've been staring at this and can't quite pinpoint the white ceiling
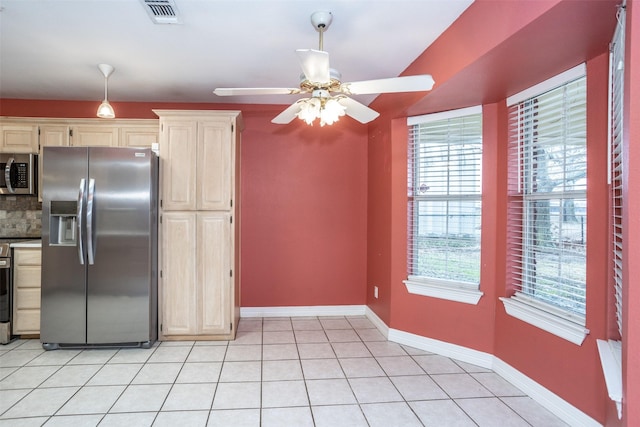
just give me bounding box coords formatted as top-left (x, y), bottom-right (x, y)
top-left (0, 0), bottom-right (472, 107)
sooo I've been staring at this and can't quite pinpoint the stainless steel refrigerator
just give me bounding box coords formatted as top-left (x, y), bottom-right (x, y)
top-left (41, 146), bottom-right (158, 350)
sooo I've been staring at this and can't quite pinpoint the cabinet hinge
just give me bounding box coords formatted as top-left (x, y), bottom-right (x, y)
top-left (160, 214), bottom-right (162, 224)
top-left (160, 199), bottom-right (163, 208)
top-left (160, 270), bottom-right (163, 278)
top-left (160, 323), bottom-right (163, 332)
top-left (231, 124), bottom-right (234, 132)
top-left (230, 199), bottom-right (233, 208)
top-left (230, 322), bottom-right (233, 331)
top-left (230, 216), bottom-right (233, 224)
top-left (69, 129), bottom-right (73, 137)
top-left (230, 270), bottom-right (233, 277)
top-left (38, 128), bottom-right (41, 136)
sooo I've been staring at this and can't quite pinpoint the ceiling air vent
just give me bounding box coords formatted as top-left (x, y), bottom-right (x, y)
top-left (140, 0), bottom-right (181, 24)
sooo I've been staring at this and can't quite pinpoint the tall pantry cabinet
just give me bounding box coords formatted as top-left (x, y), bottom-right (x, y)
top-left (154, 110), bottom-right (242, 341)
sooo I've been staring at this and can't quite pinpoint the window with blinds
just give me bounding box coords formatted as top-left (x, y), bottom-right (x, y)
top-left (507, 68), bottom-right (587, 321)
top-left (610, 5), bottom-right (625, 338)
top-left (407, 107), bottom-right (482, 287)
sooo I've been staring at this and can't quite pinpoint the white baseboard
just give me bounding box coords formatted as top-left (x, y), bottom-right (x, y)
top-left (364, 306), bottom-right (389, 338)
top-left (492, 358), bottom-right (601, 427)
top-left (363, 310), bottom-right (601, 427)
top-left (387, 328), bottom-right (493, 369)
top-left (240, 305), bottom-right (367, 318)
top-left (238, 304), bottom-right (601, 427)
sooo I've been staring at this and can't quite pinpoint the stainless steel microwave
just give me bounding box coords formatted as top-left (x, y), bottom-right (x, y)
top-left (0, 153), bottom-right (37, 195)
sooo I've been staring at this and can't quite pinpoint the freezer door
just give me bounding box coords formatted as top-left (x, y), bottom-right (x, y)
top-left (41, 146), bottom-right (88, 345)
top-left (86, 147), bottom-right (158, 344)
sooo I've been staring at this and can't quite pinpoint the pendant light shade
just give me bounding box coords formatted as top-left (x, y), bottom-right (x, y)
top-left (97, 64), bottom-right (115, 119)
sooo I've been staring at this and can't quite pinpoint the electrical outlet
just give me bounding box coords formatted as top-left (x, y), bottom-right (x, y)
top-left (374, 286), bottom-right (379, 299)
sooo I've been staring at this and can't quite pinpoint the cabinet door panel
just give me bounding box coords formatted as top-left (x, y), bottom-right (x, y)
top-left (120, 126), bottom-right (159, 148)
top-left (13, 310), bottom-right (40, 334)
top-left (16, 288), bottom-right (41, 309)
top-left (39, 125), bottom-right (70, 201)
top-left (198, 121), bottom-right (231, 210)
top-left (198, 213), bottom-right (231, 335)
top-left (0, 124), bottom-right (38, 153)
top-left (161, 212), bottom-right (197, 336)
top-left (160, 121), bottom-right (197, 210)
top-left (71, 126), bottom-right (118, 147)
top-left (13, 248), bottom-right (42, 335)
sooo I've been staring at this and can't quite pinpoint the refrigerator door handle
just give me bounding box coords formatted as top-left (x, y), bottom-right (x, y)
top-left (77, 178), bottom-right (86, 265)
top-left (87, 178), bottom-right (96, 265)
top-left (4, 157), bottom-right (15, 194)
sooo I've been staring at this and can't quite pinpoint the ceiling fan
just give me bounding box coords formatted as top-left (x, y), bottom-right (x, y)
top-left (213, 11), bottom-right (435, 126)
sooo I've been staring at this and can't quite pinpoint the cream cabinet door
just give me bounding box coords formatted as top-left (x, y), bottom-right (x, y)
top-left (161, 212), bottom-right (198, 336)
top-left (120, 126), bottom-right (159, 148)
top-left (13, 248), bottom-right (42, 335)
top-left (198, 212), bottom-right (232, 335)
top-left (38, 125), bottom-right (70, 201)
top-left (0, 124), bottom-right (38, 153)
top-left (70, 126), bottom-right (118, 147)
top-left (197, 121), bottom-right (232, 210)
top-left (159, 121), bottom-right (197, 210)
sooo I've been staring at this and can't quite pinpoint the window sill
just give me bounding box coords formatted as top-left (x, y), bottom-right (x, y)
top-left (499, 294), bottom-right (589, 345)
top-left (403, 278), bottom-right (483, 305)
top-left (596, 339), bottom-right (622, 419)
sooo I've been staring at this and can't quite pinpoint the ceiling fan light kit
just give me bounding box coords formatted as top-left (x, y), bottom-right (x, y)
top-left (96, 63), bottom-right (115, 119)
top-left (213, 11), bottom-right (435, 127)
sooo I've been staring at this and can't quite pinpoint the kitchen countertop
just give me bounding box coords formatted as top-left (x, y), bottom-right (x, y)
top-left (10, 240), bottom-right (42, 248)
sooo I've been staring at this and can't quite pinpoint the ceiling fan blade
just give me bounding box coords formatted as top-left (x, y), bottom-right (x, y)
top-left (340, 74), bottom-right (435, 95)
top-left (214, 87), bottom-right (301, 96)
top-left (271, 101), bottom-right (305, 124)
top-left (338, 96), bottom-right (380, 124)
top-left (296, 49), bottom-right (330, 84)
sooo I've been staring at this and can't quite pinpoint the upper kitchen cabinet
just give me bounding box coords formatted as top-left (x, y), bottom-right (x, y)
top-left (38, 125), bottom-right (70, 201)
top-left (154, 110), bottom-right (243, 211)
top-left (70, 125), bottom-right (118, 147)
top-left (119, 125), bottom-right (159, 148)
top-left (0, 121), bottom-right (38, 153)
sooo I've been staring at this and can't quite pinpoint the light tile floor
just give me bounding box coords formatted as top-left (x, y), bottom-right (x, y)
top-left (0, 316), bottom-right (570, 426)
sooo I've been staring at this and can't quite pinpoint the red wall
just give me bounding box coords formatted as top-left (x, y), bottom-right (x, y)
top-left (365, 0), bottom-right (620, 424)
top-left (0, 99), bottom-right (370, 308)
top-left (622, 1), bottom-right (640, 425)
top-left (240, 110), bottom-right (368, 307)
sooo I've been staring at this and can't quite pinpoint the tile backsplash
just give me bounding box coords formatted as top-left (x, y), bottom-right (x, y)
top-left (0, 196), bottom-right (42, 238)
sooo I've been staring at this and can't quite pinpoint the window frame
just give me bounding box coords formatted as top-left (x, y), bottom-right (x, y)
top-left (404, 106), bottom-right (484, 305)
top-left (500, 64), bottom-right (590, 345)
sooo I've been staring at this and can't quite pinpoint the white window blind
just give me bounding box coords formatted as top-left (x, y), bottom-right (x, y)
top-left (407, 108), bottom-right (482, 286)
top-left (507, 73), bottom-right (587, 320)
top-left (610, 5), bottom-right (625, 338)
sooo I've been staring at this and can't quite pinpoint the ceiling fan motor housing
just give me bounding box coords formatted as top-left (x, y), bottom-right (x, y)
top-left (299, 68), bottom-right (342, 92)
top-left (310, 11), bottom-right (332, 31)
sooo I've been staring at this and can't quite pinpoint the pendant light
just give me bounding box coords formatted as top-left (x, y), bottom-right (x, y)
top-left (96, 64), bottom-right (115, 119)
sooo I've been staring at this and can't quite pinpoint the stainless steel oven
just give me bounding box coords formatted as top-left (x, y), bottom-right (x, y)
top-left (0, 153), bottom-right (38, 195)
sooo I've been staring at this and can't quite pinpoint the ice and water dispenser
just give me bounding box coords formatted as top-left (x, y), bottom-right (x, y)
top-left (49, 201), bottom-right (78, 245)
